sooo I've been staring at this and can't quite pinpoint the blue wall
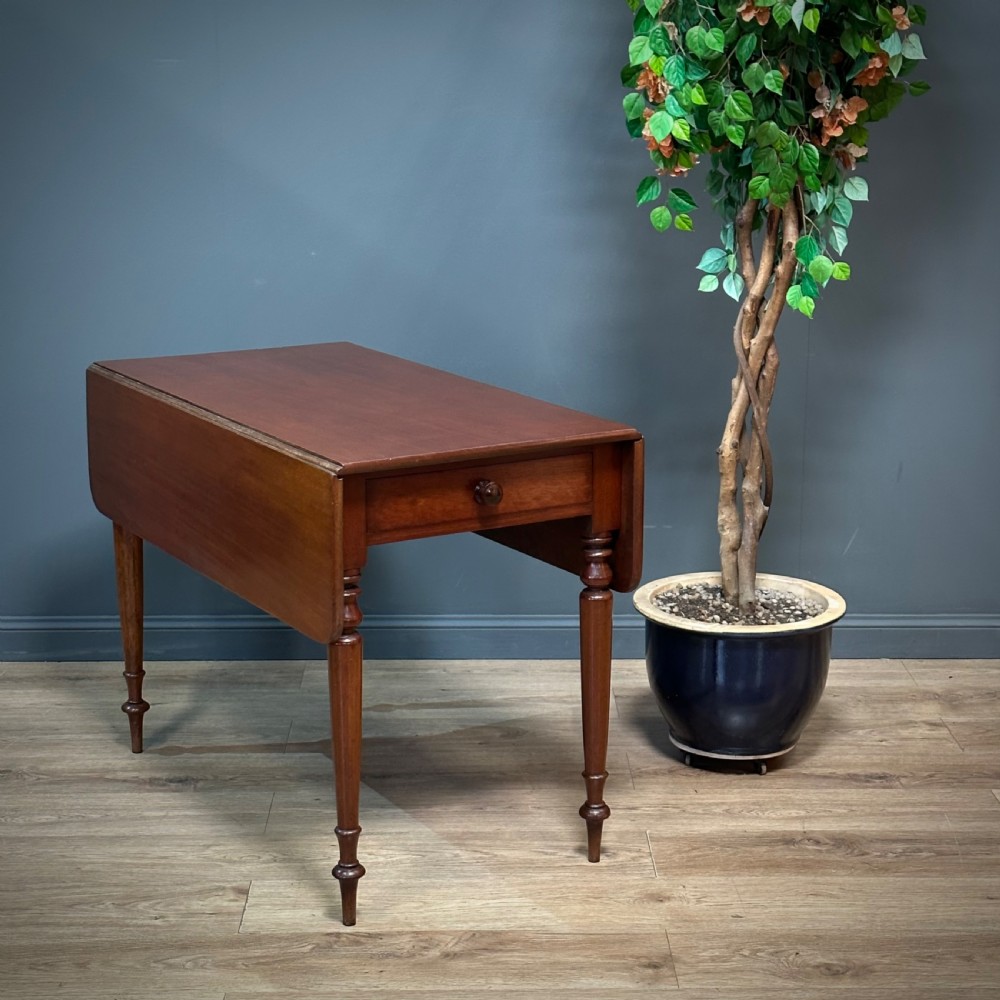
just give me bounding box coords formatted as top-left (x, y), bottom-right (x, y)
top-left (2, 1), bottom-right (997, 659)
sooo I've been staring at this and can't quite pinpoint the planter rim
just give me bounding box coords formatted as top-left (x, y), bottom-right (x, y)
top-left (633, 571), bottom-right (846, 636)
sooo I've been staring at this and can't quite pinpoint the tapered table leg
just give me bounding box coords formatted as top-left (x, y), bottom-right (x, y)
top-left (579, 533), bottom-right (614, 862)
top-left (114, 523), bottom-right (148, 753)
top-left (327, 569), bottom-right (366, 926)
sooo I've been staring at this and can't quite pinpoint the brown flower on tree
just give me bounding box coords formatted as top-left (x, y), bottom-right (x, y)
top-left (892, 5), bottom-right (911, 30)
top-left (811, 89), bottom-right (869, 146)
top-left (737, 1), bottom-right (771, 26)
top-left (853, 51), bottom-right (890, 87)
top-left (637, 66), bottom-right (669, 104)
top-left (835, 142), bottom-right (869, 169)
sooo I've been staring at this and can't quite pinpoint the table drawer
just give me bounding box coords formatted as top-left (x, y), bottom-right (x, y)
top-left (365, 451), bottom-right (593, 544)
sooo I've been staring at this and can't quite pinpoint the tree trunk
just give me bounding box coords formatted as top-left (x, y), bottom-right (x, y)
top-left (717, 198), bottom-right (801, 611)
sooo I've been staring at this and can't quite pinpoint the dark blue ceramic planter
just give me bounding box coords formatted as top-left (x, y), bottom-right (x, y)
top-left (634, 573), bottom-right (846, 764)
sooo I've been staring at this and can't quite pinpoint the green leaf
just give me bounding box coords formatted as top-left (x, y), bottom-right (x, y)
top-left (665, 93), bottom-right (686, 117)
top-left (621, 63), bottom-right (642, 88)
top-left (705, 27), bottom-right (726, 54)
top-left (769, 163), bottom-right (797, 194)
top-left (698, 274), bottom-right (720, 293)
top-left (742, 62), bottom-right (766, 95)
top-left (798, 143), bottom-right (820, 174)
top-left (663, 54), bottom-right (687, 87)
top-left (832, 196), bottom-right (854, 227)
top-left (626, 116), bottom-right (645, 138)
top-left (644, 0), bottom-right (664, 15)
top-left (901, 34), bottom-right (926, 60)
top-left (808, 255), bottom-right (834, 285)
top-left (674, 213), bottom-right (694, 231)
top-left (707, 109), bottom-right (727, 137)
top-left (909, 80), bottom-right (931, 97)
top-left (763, 70), bottom-right (784, 95)
top-left (703, 80), bottom-right (726, 108)
top-left (725, 91), bottom-right (754, 121)
top-left (697, 248), bottom-right (729, 274)
top-left (735, 33), bottom-right (757, 67)
top-left (801, 273), bottom-right (820, 299)
top-left (752, 146), bottom-right (779, 173)
top-left (831, 261), bottom-right (852, 281)
top-left (668, 188), bottom-right (697, 213)
top-left (725, 123), bottom-right (746, 147)
top-left (772, 3), bottom-right (792, 29)
top-left (671, 118), bottom-right (692, 142)
top-left (685, 25), bottom-right (708, 59)
top-left (795, 236), bottom-right (820, 265)
top-left (649, 24), bottom-right (670, 57)
top-left (748, 175), bottom-right (771, 200)
top-left (636, 176), bottom-right (662, 206)
top-left (629, 35), bottom-right (654, 66)
top-left (779, 99), bottom-right (806, 126)
top-left (840, 26), bottom-right (861, 59)
top-left (830, 225), bottom-right (849, 255)
top-left (647, 110), bottom-right (674, 142)
top-left (684, 58), bottom-right (710, 82)
top-left (723, 272), bottom-right (745, 301)
top-left (786, 284), bottom-right (803, 309)
top-left (882, 31), bottom-right (903, 58)
top-left (803, 8), bottom-right (820, 32)
top-left (844, 176), bottom-right (869, 202)
top-left (798, 294), bottom-right (816, 318)
top-left (623, 93), bottom-right (646, 121)
top-left (756, 121), bottom-right (783, 147)
top-left (649, 54), bottom-right (666, 76)
top-left (650, 206), bottom-right (672, 232)
top-left (911, 5), bottom-right (927, 25)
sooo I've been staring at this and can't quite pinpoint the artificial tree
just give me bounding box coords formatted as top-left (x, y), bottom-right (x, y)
top-left (623, 0), bottom-right (928, 615)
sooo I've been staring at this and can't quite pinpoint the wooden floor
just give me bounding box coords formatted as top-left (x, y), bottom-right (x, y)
top-left (1, 656), bottom-right (999, 998)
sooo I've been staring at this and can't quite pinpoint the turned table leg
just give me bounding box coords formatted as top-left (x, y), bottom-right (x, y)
top-left (114, 523), bottom-right (148, 753)
top-left (578, 533), bottom-right (614, 862)
top-left (327, 568), bottom-right (366, 926)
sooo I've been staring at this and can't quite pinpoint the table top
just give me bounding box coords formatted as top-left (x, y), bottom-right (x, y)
top-left (95, 342), bottom-right (640, 475)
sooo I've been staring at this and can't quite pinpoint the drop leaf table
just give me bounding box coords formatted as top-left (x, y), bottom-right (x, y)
top-left (86, 342), bottom-right (644, 925)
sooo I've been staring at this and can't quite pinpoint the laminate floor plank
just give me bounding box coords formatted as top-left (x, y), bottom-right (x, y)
top-left (668, 930), bottom-right (1000, 990)
top-left (0, 930), bottom-right (676, 993)
top-left (5, 991), bottom-right (224, 1000)
top-left (0, 882), bottom-right (249, 945)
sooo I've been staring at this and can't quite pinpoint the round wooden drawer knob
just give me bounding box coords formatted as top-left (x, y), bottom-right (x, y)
top-left (473, 479), bottom-right (504, 506)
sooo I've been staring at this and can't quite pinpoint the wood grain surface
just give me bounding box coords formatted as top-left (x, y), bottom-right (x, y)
top-left (2, 656), bottom-right (999, 998)
top-left (97, 342), bottom-right (641, 474)
top-left (88, 368), bottom-right (344, 643)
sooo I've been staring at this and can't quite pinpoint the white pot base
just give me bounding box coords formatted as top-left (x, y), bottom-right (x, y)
top-left (668, 734), bottom-right (796, 761)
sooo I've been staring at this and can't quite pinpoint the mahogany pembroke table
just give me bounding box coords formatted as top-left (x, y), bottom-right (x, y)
top-left (86, 342), bottom-right (644, 925)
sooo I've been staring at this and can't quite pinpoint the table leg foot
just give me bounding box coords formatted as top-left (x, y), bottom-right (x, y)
top-left (580, 775), bottom-right (611, 863)
top-left (333, 826), bottom-right (366, 927)
top-left (114, 524), bottom-right (148, 753)
top-left (328, 569), bottom-right (366, 926)
top-left (579, 533), bottom-right (614, 862)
